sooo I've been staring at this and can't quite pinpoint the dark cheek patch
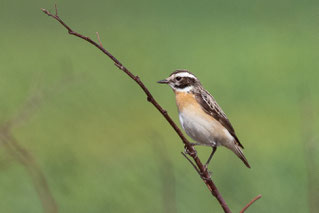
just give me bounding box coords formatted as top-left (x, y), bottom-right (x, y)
top-left (175, 77), bottom-right (194, 89)
top-left (175, 83), bottom-right (188, 89)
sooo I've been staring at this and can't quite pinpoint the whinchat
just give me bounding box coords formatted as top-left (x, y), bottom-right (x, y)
top-left (158, 70), bottom-right (250, 168)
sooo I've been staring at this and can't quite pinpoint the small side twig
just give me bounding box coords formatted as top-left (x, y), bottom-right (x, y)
top-left (96, 32), bottom-right (103, 48)
top-left (181, 152), bottom-right (201, 176)
top-left (240, 194), bottom-right (262, 213)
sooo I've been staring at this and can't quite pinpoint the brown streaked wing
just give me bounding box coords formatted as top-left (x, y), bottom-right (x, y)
top-left (194, 89), bottom-right (244, 149)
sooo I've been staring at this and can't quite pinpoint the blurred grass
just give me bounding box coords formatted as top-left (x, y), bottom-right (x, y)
top-left (0, 0), bottom-right (319, 212)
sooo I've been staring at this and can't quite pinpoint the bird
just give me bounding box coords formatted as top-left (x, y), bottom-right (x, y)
top-left (157, 70), bottom-right (250, 168)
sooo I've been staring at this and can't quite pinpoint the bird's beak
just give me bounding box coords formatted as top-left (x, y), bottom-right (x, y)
top-left (157, 79), bottom-right (169, 84)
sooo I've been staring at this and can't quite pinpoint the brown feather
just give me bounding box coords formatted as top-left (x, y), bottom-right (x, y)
top-left (194, 88), bottom-right (244, 149)
top-left (233, 145), bottom-right (251, 168)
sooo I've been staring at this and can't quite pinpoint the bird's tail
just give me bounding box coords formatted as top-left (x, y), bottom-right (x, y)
top-left (232, 144), bottom-right (251, 168)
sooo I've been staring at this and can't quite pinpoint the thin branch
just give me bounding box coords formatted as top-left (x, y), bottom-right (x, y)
top-left (96, 32), bottom-right (103, 48)
top-left (0, 127), bottom-right (58, 213)
top-left (240, 194), bottom-right (262, 213)
top-left (54, 4), bottom-right (58, 16)
top-left (0, 72), bottom-right (74, 213)
top-left (41, 6), bottom-right (230, 212)
top-left (41, 6), bottom-right (261, 212)
top-left (181, 151), bottom-right (201, 175)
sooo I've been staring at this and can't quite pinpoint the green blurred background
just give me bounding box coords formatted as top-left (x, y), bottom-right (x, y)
top-left (1, 0), bottom-right (318, 212)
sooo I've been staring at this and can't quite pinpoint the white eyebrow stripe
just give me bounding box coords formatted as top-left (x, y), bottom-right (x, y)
top-left (174, 72), bottom-right (196, 79)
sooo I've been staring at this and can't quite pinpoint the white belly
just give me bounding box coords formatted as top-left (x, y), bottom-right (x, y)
top-left (179, 110), bottom-right (234, 147)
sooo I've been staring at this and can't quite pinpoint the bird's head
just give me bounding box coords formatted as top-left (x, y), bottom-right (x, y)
top-left (157, 70), bottom-right (200, 92)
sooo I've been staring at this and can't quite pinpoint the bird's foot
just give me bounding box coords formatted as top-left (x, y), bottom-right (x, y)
top-left (200, 167), bottom-right (212, 181)
top-left (203, 164), bottom-right (212, 175)
top-left (183, 145), bottom-right (197, 156)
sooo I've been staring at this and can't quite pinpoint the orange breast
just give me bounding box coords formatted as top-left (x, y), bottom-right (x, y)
top-left (175, 91), bottom-right (232, 145)
top-left (175, 92), bottom-right (225, 134)
top-left (175, 91), bottom-right (213, 120)
top-left (175, 91), bottom-right (200, 112)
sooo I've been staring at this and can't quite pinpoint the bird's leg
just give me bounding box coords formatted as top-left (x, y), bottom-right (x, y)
top-left (205, 146), bottom-right (217, 168)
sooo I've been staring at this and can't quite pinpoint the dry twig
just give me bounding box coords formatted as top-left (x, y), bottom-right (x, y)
top-left (41, 5), bottom-right (261, 212)
top-left (0, 128), bottom-right (58, 213)
top-left (0, 85), bottom-right (61, 213)
top-left (0, 72), bottom-right (74, 213)
top-left (240, 194), bottom-right (262, 213)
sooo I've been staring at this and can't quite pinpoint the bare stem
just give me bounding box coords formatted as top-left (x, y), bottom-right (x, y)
top-left (240, 194), bottom-right (262, 213)
top-left (41, 5), bottom-right (261, 212)
top-left (0, 127), bottom-right (58, 213)
top-left (96, 32), bottom-right (103, 48)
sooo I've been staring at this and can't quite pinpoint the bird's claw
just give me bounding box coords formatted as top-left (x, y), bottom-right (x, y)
top-left (183, 145), bottom-right (196, 156)
top-left (200, 164), bottom-right (212, 179)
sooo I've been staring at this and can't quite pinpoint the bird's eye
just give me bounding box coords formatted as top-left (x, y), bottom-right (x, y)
top-left (176, 77), bottom-right (181, 81)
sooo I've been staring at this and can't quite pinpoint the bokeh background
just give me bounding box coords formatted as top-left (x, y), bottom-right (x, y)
top-left (1, 0), bottom-right (318, 212)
